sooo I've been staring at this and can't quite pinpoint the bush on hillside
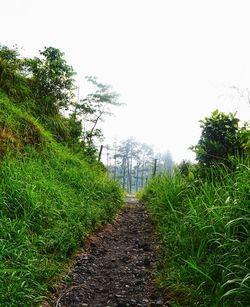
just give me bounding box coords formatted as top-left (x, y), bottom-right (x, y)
top-left (191, 110), bottom-right (249, 167)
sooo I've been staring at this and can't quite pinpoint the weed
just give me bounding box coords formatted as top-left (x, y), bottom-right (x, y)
top-left (139, 160), bottom-right (250, 306)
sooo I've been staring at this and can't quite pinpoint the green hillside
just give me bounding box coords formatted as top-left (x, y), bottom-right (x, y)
top-left (0, 89), bottom-right (123, 305)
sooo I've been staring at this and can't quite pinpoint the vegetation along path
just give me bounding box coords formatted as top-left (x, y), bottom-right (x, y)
top-left (47, 196), bottom-right (166, 307)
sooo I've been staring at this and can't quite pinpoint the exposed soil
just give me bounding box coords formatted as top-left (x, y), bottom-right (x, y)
top-left (46, 196), bottom-right (167, 307)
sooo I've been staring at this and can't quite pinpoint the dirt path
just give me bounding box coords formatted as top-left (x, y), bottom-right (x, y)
top-left (47, 196), bottom-right (166, 307)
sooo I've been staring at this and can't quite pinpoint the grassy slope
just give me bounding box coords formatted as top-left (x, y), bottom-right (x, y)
top-left (138, 163), bottom-right (250, 306)
top-left (0, 91), bottom-right (124, 306)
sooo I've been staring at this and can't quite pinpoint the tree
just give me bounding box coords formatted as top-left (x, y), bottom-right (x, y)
top-left (106, 138), bottom-right (158, 192)
top-left (191, 110), bottom-right (249, 166)
top-left (114, 138), bottom-right (138, 191)
top-left (26, 47), bottom-right (75, 116)
top-left (156, 151), bottom-right (174, 173)
top-left (67, 112), bottom-right (82, 145)
top-left (177, 159), bottom-right (193, 177)
top-left (0, 45), bottom-right (31, 102)
top-left (75, 76), bottom-right (121, 147)
top-left (0, 45), bottom-right (19, 86)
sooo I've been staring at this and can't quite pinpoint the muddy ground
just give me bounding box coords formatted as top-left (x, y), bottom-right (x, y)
top-left (46, 196), bottom-right (167, 307)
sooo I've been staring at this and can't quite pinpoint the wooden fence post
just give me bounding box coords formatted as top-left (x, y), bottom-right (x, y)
top-left (152, 158), bottom-right (157, 177)
top-left (98, 145), bottom-right (103, 162)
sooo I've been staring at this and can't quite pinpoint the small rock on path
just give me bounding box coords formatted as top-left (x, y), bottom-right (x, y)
top-left (47, 196), bottom-right (166, 307)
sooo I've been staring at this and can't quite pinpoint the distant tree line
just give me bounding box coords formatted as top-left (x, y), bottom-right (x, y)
top-left (103, 138), bottom-right (174, 192)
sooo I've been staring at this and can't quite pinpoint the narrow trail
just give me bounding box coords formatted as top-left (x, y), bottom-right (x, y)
top-left (47, 196), bottom-right (166, 307)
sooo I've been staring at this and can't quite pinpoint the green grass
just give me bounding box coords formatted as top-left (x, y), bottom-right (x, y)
top-left (0, 91), bottom-right (124, 306)
top-left (138, 161), bottom-right (250, 306)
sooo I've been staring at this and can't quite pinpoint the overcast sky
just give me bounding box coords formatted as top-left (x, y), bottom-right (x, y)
top-left (1, 0), bottom-right (250, 162)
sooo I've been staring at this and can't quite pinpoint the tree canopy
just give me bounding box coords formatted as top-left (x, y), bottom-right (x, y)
top-left (192, 110), bottom-right (249, 166)
top-left (74, 76), bottom-right (121, 147)
top-left (25, 47), bottom-right (75, 115)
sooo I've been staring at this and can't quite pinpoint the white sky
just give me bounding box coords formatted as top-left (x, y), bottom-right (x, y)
top-left (1, 0), bottom-right (250, 162)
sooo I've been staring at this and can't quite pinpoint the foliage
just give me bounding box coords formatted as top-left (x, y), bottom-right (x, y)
top-left (0, 91), bottom-right (124, 306)
top-left (139, 158), bottom-right (250, 306)
top-left (25, 47), bottom-right (75, 116)
top-left (75, 76), bottom-right (121, 146)
top-left (0, 45), bottom-right (77, 144)
top-left (0, 45), bottom-right (32, 103)
top-left (177, 159), bottom-right (192, 176)
top-left (191, 110), bottom-right (249, 167)
top-left (67, 112), bottom-right (83, 145)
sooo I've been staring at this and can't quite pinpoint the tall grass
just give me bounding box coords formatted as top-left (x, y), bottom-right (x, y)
top-left (0, 92), bottom-right (124, 306)
top-left (139, 160), bottom-right (250, 306)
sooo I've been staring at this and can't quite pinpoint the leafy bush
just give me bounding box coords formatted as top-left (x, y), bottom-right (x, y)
top-left (191, 110), bottom-right (249, 167)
